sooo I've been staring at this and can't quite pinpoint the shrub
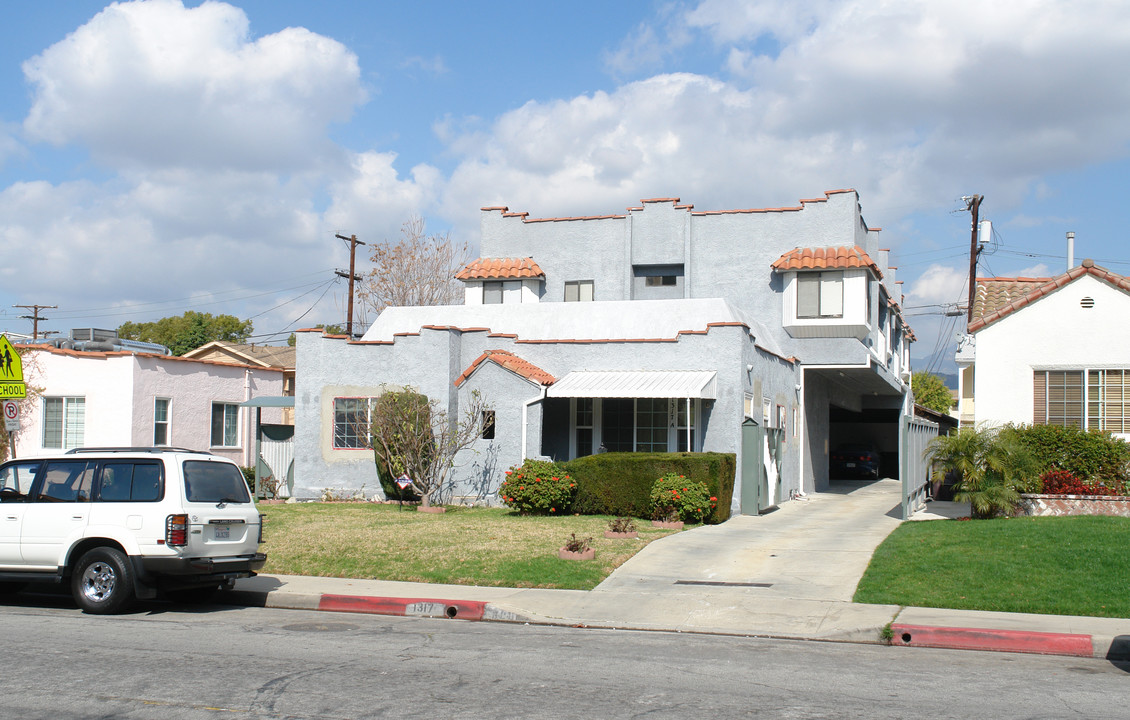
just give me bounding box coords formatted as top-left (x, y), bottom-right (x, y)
top-left (564, 452), bottom-right (734, 523)
top-left (607, 517), bottom-right (637, 533)
top-left (563, 533), bottom-right (592, 553)
top-left (649, 473), bottom-right (716, 523)
top-left (1040, 469), bottom-right (1121, 496)
top-left (1004, 424), bottom-right (1130, 486)
top-left (498, 459), bottom-right (576, 515)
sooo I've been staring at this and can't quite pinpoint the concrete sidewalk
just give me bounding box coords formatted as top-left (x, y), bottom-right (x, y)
top-left (222, 480), bottom-right (1130, 661)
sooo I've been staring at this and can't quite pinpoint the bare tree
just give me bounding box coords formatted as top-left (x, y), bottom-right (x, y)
top-left (367, 388), bottom-right (490, 507)
top-left (357, 216), bottom-right (470, 319)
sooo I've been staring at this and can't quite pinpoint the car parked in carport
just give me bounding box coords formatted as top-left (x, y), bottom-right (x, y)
top-left (830, 444), bottom-right (881, 479)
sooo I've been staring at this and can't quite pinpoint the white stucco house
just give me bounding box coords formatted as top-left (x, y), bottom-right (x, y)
top-left (956, 258), bottom-right (1130, 437)
top-left (295, 189), bottom-right (934, 516)
top-left (12, 341), bottom-right (284, 466)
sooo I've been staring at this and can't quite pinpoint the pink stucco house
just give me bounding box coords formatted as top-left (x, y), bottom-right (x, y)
top-left (12, 343), bottom-right (284, 465)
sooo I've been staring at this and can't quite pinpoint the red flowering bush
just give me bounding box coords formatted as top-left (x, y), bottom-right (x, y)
top-left (649, 473), bottom-right (716, 523)
top-left (498, 459), bottom-right (576, 515)
top-left (1039, 469), bottom-right (1121, 496)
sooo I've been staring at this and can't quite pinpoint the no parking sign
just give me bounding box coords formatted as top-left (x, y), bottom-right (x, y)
top-left (2, 400), bottom-right (17, 432)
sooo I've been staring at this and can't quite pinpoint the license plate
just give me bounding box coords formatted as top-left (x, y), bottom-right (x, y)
top-left (214, 526), bottom-right (230, 540)
top-left (845, 462), bottom-right (856, 468)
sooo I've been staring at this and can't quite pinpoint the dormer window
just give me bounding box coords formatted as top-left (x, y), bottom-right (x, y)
top-left (797, 272), bottom-right (843, 319)
top-left (483, 281), bottom-right (504, 304)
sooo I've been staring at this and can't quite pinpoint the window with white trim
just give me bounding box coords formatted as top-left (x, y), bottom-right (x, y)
top-left (564, 280), bottom-right (594, 302)
top-left (482, 281), bottom-right (504, 304)
top-left (333, 397), bottom-right (374, 449)
top-left (797, 271), bottom-right (844, 318)
top-left (153, 398), bottom-right (170, 446)
top-left (43, 396), bottom-right (85, 450)
top-left (210, 402), bottom-right (240, 448)
top-left (1033, 369), bottom-right (1130, 432)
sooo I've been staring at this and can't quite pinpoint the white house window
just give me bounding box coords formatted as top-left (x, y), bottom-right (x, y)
top-left (797, 272), bottom-right (844, 318)
top-left (1032, 369), bottom-right (1130, 432)
top-left (483, 281), bottom-right (504, 304)
top-left (210, 403), bottom-right (240, 448)
top-left (333, 397), bottom-right (373, 449)
top-left (154, 398), bottom-right (170, 446)
top-left (575, 397), bottom-right (700, 457)
top-left (564, 280), bottom-right (594, 302)
top-left (43, 397), bottom-right (85, 450)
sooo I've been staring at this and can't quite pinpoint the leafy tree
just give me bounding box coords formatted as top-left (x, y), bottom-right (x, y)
top-left (912, 371), bottom-right (955, 414)
top-left (357, 216), bottom-right (469, 318)
top-left (118, 311), bottom-right (252, 355)
top-left (924, 426), bottom-right (1040, 518)
top-left (367, 388), bottom-right (490, 507)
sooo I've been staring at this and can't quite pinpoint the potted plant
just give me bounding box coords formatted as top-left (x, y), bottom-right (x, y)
top-left (558, 532), bottom-right (595, 560)
top-left (604, 517), bottom-right (638, 539)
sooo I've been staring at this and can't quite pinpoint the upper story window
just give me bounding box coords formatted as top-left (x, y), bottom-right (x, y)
top-left (482, 281), bottom-right (504, 304)
top-left (564, 280), bottom-right (594, 302)
top-left (797, 271), bottom-right (843, 319)
top-left (632, 264), bottom-right (684, 300)
top-left (154, 398), bottom-right (170, 446)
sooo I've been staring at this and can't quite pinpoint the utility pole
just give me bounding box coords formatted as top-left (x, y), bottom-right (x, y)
top-left (335, 234), bottom-right (366, 339)
top-left (13, 304), bottom-right (57, 340)
top-left (963, 195), bottom-right (983, 327)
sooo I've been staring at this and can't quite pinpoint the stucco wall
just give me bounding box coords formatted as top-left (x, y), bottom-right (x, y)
top-left (974, 275), bottom-right (1130, 430)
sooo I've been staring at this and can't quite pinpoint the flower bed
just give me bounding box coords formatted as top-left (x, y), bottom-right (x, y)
top-left (1017, 493), bottom-right (1130, 518)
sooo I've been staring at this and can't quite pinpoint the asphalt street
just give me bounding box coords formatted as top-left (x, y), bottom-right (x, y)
top-left (1, 595), bottom-right (1127, 719)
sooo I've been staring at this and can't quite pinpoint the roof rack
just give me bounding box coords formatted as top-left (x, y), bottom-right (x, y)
top-left (65, 447), bottom-right (212, 455)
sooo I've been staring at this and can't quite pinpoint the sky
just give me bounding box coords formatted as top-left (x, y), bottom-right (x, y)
top-left (1, 0), bottom-right (1129, 376)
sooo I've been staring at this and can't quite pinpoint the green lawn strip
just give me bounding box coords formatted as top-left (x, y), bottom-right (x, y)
top-left (854, 515), bottom-right (1130, 618)
top-left (259, 503), bottom-right (679, 590)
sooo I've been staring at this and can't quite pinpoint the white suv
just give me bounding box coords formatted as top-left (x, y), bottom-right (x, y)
top-left (0, 447), bottom-right (266, 614)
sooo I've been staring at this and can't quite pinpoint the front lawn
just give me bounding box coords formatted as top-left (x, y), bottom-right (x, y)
top-left (258, 503), bottom-right (680, 590)
top-left (854, 515), bottom-right (1130, 618)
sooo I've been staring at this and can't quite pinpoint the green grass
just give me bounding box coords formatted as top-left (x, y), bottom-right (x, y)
top-left (258, 503), bottom-right (680, 590)
top-left (854, 515), bottom-right (1130, 618)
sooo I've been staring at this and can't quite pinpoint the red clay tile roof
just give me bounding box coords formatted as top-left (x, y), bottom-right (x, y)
top-left (969, 259), bottom-right (1130, 332)
top-left (771, 246), bottom-right (883, 278)
top-left (454, 349), bottom-right (555, 387)
top-left (455, 257), bottom-right (545, 280)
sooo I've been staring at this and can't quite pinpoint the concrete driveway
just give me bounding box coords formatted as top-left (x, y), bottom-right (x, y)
top-left (596, 478), bottom-right (904, 603)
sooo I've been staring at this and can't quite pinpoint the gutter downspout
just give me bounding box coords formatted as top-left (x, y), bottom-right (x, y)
top-left (243, 369), bottom-right (252, 467)
top-left (521, 386), bottom-right (548, 460)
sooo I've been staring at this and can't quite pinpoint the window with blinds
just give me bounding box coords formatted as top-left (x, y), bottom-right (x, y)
top-left (1034, 369), bottom-right (1130, 432)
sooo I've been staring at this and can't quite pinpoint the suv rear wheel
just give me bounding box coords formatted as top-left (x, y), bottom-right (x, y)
top-left (72, 547), bottom-right (136, 614)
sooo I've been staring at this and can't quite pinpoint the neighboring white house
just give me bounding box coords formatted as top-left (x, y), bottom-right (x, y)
top-left (295, 190), bottom-right (930, 514)
top-left (956, 258), bottom-right (1130, 438)
top-left (12, 343), bottom-right (284, 465)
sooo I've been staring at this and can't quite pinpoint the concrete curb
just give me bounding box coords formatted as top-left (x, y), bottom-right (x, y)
top-left (221, 587), bottom-right (1127, 660)
top-left (890, 623), bottom-right (1094, 657)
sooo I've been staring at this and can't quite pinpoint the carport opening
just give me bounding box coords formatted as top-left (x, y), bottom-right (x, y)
top-left (828, 406), bottom-right (900, 480)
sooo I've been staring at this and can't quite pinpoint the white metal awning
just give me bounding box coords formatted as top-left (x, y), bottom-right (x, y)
top-left (546, 370), bottom-right (717, 399)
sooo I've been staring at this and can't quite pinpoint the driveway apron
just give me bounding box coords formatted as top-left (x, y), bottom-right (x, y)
top-left (595, 478), bottom-right (904, 603)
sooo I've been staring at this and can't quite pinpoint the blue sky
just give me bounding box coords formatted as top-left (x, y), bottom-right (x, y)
top-left (1, 0), bottom-right (1128, 376)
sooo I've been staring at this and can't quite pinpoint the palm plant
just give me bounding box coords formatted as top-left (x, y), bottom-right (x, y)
top-left (924, 426), bottom-right (1038, 519)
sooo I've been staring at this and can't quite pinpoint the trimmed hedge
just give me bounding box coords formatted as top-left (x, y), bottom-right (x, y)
top-left (1002, 424), bottom-right (1130, 488)
top-left (563, 452), bottom-right (735, 524)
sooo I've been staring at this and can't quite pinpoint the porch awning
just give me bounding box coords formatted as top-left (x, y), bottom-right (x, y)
top-left (546, 370), bottom-right (717, 399)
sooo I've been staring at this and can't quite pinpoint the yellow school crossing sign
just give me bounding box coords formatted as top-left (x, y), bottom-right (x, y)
top-left (0, 335), bottom-right (26, 399)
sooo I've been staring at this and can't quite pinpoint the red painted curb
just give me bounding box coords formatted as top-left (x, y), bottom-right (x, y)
top-left (891, 623), bottom-right (1093, 657)
top-left (317, 594), bottom-right (487, 621)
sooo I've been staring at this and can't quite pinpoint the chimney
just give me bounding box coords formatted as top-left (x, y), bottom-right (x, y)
top-left (1066, 231), bottom-right (1075, 270)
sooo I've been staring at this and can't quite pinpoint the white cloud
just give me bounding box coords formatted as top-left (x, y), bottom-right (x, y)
top-left (21, 0), bottom-right (365, 173)
top-left (906, 264), bottom-right (967, 306)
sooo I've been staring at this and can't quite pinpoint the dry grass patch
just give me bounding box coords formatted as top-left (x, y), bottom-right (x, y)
top-left (259, 503), bottom-right (679, 590)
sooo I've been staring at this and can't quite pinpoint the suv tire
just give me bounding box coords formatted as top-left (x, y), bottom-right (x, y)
top-left (72, 547), bottom-right (136, 614)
